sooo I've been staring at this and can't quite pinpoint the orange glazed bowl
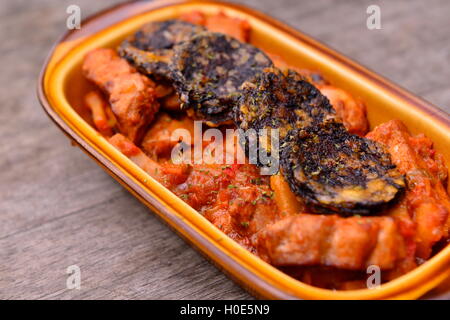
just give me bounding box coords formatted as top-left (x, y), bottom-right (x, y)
top-left (38, 0), bottom-right (450, 299)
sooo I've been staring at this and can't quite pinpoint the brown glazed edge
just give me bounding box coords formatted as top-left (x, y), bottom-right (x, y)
top-left (37, 0), bottom-right (450, 300)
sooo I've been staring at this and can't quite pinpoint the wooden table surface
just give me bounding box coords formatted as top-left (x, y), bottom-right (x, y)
top-left (1, 0), bottom-right (449, 300)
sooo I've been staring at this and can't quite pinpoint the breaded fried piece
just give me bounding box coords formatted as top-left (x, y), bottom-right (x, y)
top-left (118, 20), bottom-right (206, 79)
top-left (170, 32), bottom-right (273, 125)
top-left (236, 68), bottom-right (404, 214)
top-left (82, 48), bottom-right (159, 143)
top-left (257, 214), bottom-right (406, 270)
top-left (367, 120), bottom-right (450, 258)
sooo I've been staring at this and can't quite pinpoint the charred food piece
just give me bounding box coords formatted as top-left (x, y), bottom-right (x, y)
top-left (281, 122), bottom-right (405, 215)
top-left (236, 68), bottom-right (404, 215)
top-left (125, 20), bottom-right (206, 51)
top-left (235, 68), bottom-right (337, 158)
top-left (170, 32), bottom-right (273, 125)
top-left (119, 20), bottom-right (206, 79)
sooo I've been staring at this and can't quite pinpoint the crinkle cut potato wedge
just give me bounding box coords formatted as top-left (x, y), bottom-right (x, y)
top-left (38, 0), bottom-right (450, 300)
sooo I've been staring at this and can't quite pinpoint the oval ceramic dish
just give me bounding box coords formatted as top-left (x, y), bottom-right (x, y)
top-left (38, 0), bottom-right (450, 299)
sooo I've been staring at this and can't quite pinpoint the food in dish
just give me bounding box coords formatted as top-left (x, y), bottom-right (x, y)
top-left (281, 121), bottom-right (405, 215)
top-left (122, 25), bottom-right (273, 125)
top-left (367, 120), bottom-right (450, 260)
top-left (236, 67), bottom-right (404, 214)
top-left (257, 213), bottom-right (405, 270)
top-left (79, 11), bottom-right (450, 290)
top-left (82, 48), bottom-right (159, 143)
top-left (169, 32), bottom-right (273, 125)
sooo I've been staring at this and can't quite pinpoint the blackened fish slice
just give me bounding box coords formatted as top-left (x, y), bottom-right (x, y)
top-left (236, 68), bottom-right (404, 215)
top-left (127, 20), bottom-right (207, 51)
top-left (118, 20), bottom-right (206, 79)
top-left (235, 68), bottom-right (337, 167)
top-left (169, 32), bottom-right (273, 125)
top-left (118, 44), bottom-right (174, 80)
top-left (281, 122), bottom-right (405, 215)
top-left (235, 67), bottom-right (337, 143)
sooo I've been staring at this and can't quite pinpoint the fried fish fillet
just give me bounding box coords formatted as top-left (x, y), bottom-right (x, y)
top-left (236, 68), bottom-right (404, 215)
top-left (169, 32), bottom-right (273, 125)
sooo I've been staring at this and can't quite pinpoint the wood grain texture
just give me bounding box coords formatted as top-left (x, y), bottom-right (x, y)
top-left (0, 0), bottom-right (449, 300)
